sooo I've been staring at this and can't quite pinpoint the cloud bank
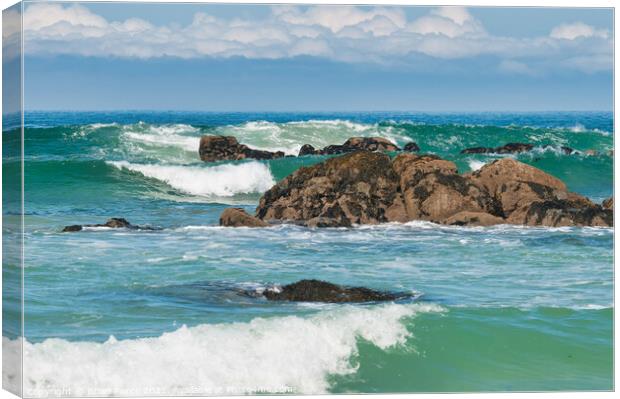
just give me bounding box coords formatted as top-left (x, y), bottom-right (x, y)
top-left (16, 3), bottom-right (612, 73)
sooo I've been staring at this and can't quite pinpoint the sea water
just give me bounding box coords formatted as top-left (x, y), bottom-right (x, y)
top-left (2, 111), bottom-right (613, 395)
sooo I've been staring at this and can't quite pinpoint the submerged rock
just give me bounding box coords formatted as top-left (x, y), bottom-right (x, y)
top-left (199, 135), bottom-right (285, 162)
top-left (262, 279), bottom-right (405, 303)
top-left (62, 218), bottom-right (155, 232)
top-left (461, 142), bottom-right (534, 154)
top-left (219, 208), bottom-right (268, 227)
top-left (219, 150), bottom-right (611, 228)
top-left (297, 137), bottom-right (400, 156)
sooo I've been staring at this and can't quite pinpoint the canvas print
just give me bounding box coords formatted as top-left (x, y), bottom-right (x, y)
top-left (1, 1), bottom-right (614, 397)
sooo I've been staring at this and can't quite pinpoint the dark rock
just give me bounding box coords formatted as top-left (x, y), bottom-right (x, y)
top-left (199, 135), bottom-right (285, 162)
top-left (602, 197), bottom-right (613, 211)
top-left (320, 137), bottom-right (400, 155)
top-left (403, 142), bottom-right (420, 152)
top-left (62, 225), bottom-right (83, 232)
top-left (62, 218), bottom-right (158, 232)
top-left (508, 199), bottom-right (613, 227)
top-left (219, 208), bottom-right (269, 227)
top-left (461, 142), bottom-right (534, 154)
top-left (298, 144), bottom-right (317, 156)
top-left (262, 279), bottom-right (405, 303)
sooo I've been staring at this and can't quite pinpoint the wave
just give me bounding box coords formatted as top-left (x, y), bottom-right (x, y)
top-left (5, 303), bottom-right (444, 397)
top-left (108, 161), bottom-right (275, 197)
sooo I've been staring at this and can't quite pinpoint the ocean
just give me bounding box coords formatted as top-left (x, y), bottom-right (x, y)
top-left (2, 111), bottom-right (614, 395)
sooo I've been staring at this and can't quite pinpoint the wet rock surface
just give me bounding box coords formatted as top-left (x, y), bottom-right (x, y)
top-left (62, 218), bottom-right (157, 232)
top-left (199, 135), bottom-right (285, 162)
top-left (262, 279), bottom-right (407, 303)
top-left (219, 208), bottom-right (269, 227)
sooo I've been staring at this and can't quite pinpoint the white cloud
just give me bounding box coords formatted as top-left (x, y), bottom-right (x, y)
top-left (550, 22), bottom-right (609, 40)
top-left (10, 3), bottom-right (612, 74)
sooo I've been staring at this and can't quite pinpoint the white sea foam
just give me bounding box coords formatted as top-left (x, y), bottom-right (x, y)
top-left (467, 159), bottom-right (486, 171)
top-left (109, 161), bottom-right (275, 197)
top-left (4, 303), bottom-right (444, 397)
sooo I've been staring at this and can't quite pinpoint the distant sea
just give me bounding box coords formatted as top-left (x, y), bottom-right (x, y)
top-left (2, 111), bottom-right (613, 395)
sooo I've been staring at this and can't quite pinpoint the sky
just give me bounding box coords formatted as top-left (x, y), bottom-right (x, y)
top-left (3, 1), bottom-right (614, 111)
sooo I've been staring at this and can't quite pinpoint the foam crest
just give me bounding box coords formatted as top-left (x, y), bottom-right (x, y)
top-left (6, 303), bottom-right (443, 397)
top-left (109, 161), bottom-right (275, 197)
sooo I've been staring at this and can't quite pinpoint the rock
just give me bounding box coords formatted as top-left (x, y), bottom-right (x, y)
top-left (443, 211), bottom-right (505, 226)
top-left (299, 137), bottom-right (400, 157)
top-left (298, 144), bottom-right (317, 156)
top-left (249, 151), bottom-right (610, 228)
top-left (199, 135), bottom-right (284, 162)
top-left (219, 208), bottom-right (269, 227)
top-left (403, 142), bottom-right (420, 152)
top-left (602, 197), bottom-right (613, 211)
top-left (262, 279), bottom-right (405, 303)
top-left (62, 218), bottom-right (155, 232)
top-left (62, 225), bottom-right (83, 232)
top-left (257, 151), bottom-right (400, 226)
top-left (468, 158), bottom-right (567, 217)
top-left (507, 199), bottom-right (613, 227)
top-left (584, 149), bottom-right (599, 156)
top-left (392, 153), bottom-right (501, 222)
top-left (461, 142), bottom-right (534, 154)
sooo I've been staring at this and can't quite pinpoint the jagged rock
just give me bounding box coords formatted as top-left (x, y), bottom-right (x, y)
top-left (443, 211), bottom-right (505, 227)
top-left (262, 279), bottom-right (405, 303)
top-left (461, 142), bottom-right (534, 154)
top-left (403, 142), bottom-right (420, 152)
top-left (199, 135), bottom-right (284, 162)
top-left (507, 199), bottom-right (612, 227)
top-left (219, 208), bottom-right (269, 227)
top-left (257, 151), bottom-right (400, 226)
top-left (602, 197), bottom-right (613, 211)
top-left (392, 153), bottom-right (501, 222)
top-left (297, 137), bottom-right (400, 156)
top-left (62, 218), bottom-right (153, 232)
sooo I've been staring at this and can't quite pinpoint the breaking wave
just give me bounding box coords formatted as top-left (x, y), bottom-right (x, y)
top-left (6, 303), bottom-right (444, 397)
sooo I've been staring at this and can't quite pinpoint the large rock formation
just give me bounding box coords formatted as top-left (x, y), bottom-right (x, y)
top-left (261, 279), bottom-right (406, 303)
top-left (297, 137), bottom-right (401, 156)
top-left (220, 151), bottom-right (612, 228)
top-left (199, 135), bottom-right (285, 162)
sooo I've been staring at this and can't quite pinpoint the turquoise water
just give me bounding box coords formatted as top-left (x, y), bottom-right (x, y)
top-left (2, 112), bottom-right (613, 395)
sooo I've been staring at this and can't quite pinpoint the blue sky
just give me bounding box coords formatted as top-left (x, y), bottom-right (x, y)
top-left (10, 2), bottom-right (614, 111)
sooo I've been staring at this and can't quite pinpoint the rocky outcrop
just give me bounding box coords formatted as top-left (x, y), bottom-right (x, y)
top-left (257, 151), bottom-right (400, 227)
top-left (199, 135), bottom-right (285, 162)
top-left (220, 151), bottom-right (611, 228)
top-left (62, 218), bottom-right (156, 232)
top-left (219, 208), bottom-right (268, 227)
top-left (262, 279), bottom-right (405, 303)
top-left (297, 137), bottom-right (400, 156)
top-left (602, 197), bottom-right (613, 211)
